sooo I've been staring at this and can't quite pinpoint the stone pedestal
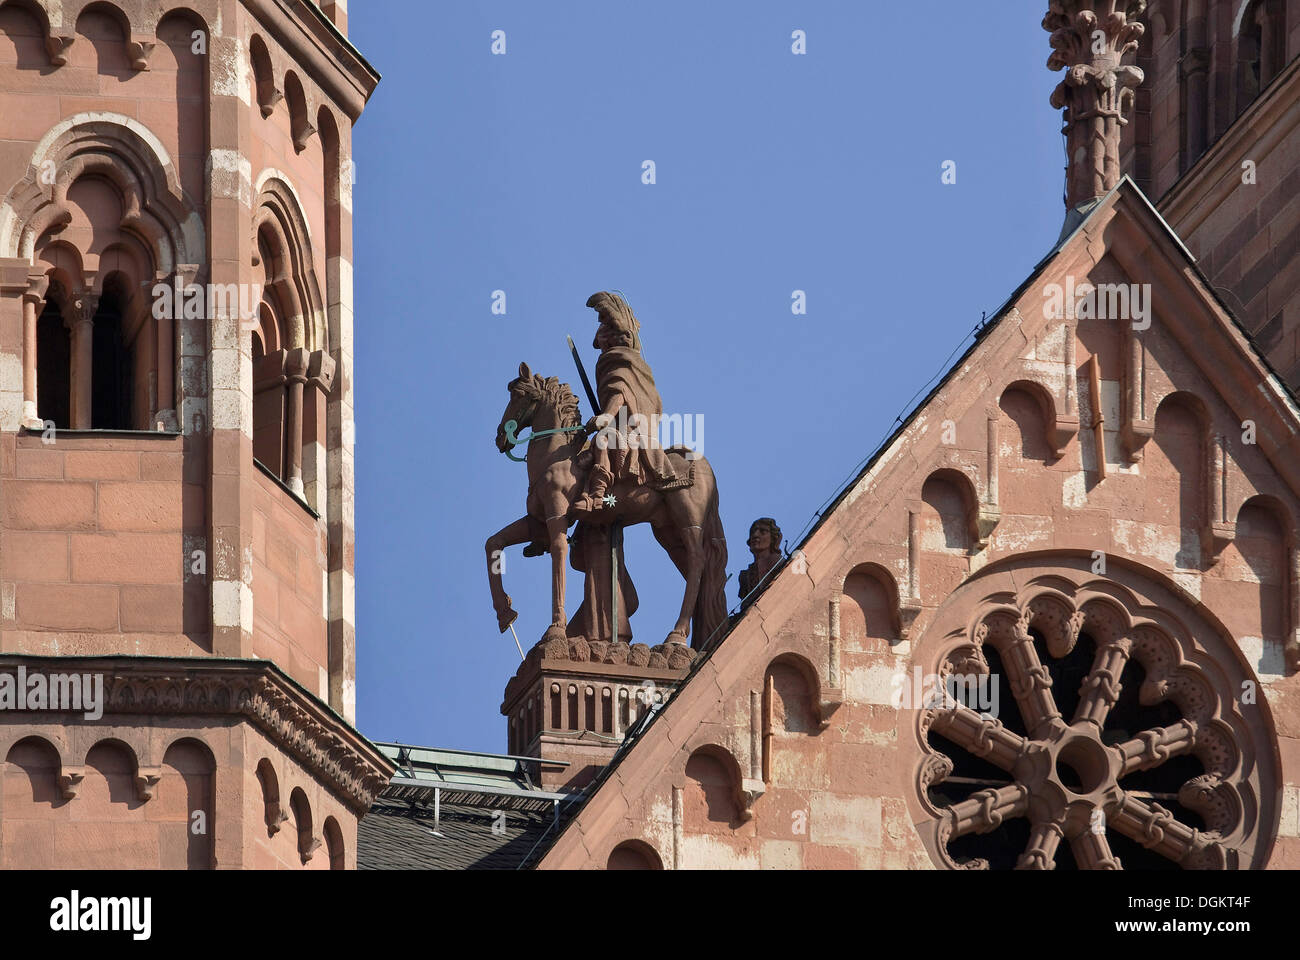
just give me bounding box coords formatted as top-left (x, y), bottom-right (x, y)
top-left (501, 645), bottom-right (694, 792)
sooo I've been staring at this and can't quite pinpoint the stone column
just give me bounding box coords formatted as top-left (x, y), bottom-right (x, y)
top-left (1289, 546), bottom-right (1300, 672)
top-left (206, 20), bottom-right (256, 659)
top-left (284, 346), bottom-right (309, 496)
top-left (150, 274), bottom-right (176, 430)
top-left (908, 508), bottom-right (921, 601)
top-left (1043, 1), bottom-right (1147, 207)
top-left (1258, 3), bottom-right (1279, 86)
top-left (326, 123), bottom-right (359, 723)
top-left (69, 293), bottom-right (97, 429)
top-left (21, 281), bottom-right (44, 429)
top-left (304, 349), bottom-right (336, 512)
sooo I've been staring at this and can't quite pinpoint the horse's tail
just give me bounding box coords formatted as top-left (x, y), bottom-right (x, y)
top-left (693, 462), bottom-right (729, 649)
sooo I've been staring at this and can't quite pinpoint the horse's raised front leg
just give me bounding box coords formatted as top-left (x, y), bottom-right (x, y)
top-left (485, 516), bottom-right (533, 633)
top-left (542, 508), bottom-right (571, 643)
top-left (668, 523), bottom-right (705, 644)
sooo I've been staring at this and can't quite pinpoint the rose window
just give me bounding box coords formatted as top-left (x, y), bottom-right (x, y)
top-left (917, 586), bottom-right (1273, 870)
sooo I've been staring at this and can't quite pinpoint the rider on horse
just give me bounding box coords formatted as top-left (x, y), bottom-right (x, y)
top-left (572, 291), bottom-right (690, 515)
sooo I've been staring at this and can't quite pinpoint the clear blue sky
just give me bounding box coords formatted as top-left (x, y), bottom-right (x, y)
top-left (350, 1), bottom-right (1067, 752)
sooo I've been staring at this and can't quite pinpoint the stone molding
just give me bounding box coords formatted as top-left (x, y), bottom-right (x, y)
top-left (0, 656), bottom-right (394, 815)
top-left (244, 0), bottom-right (380, 120)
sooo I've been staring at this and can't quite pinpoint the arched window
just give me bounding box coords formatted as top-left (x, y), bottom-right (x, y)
top-left (162, 739), bottom-right (216, 870)
top-left (249, 33), bottom-right (281, 118)
top-left (4, 119), bottom-right (204, 434)
top-left (323, 816), bottom-right (345, 870)
top-left (250, 178), bottom-right (332, 503)
top-left (1237, 0), bottom-right (1287, 116)
top-left (289, 787), bottom-right (317, 865)
top-left (607, 839), bottom-right (663, 870)
top-left (35, 287), bottom-right (70, 429)
top-left (89, 276), bottom-right (135, 429)
top-left (255, 758), bottom-right (284, 836)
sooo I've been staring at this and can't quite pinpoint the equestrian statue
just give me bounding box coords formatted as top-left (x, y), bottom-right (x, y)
top-left (485, 292), bottom-right (727, 655)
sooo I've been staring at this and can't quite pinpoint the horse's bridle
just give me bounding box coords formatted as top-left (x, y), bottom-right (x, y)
top-left (501, 410), bottom-right (587, 462)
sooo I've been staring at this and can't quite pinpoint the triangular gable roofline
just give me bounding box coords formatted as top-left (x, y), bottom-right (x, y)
top-left (528, 175), bottom-right (1300, 867)
top-left (789, 174), bottom-right (1300, 562)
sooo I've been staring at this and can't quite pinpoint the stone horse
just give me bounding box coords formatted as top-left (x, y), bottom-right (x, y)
top-left (487, 363), bottom-right (727, 650)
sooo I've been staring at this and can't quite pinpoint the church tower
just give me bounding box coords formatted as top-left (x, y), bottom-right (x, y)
top-left (0, 0), bottom-right (391, 867)
top-left (1121, 0), bottom-right (1300, 386)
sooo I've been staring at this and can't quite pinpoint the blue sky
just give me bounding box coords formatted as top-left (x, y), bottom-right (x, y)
top-left (349, 2), bottom-right (1067, 752)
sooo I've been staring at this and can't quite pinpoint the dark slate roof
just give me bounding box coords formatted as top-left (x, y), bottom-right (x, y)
top-left (358, 800), bottom-right (555, 870)
top-left (356, 742), bottom-right (576, 870)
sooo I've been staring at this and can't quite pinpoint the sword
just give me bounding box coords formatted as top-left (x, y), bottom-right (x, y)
top-left (566, 335), bottom-right (600, 415)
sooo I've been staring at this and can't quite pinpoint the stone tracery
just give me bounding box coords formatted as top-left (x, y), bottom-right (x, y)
top-left (917, 569), bottom-right (1274, 870)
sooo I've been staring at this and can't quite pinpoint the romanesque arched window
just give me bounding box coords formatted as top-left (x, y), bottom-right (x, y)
top-left (1237, 0), bottom-right (1287, 116)
top-left (607, 839), bottom-right (663, 870)
top-left (89, 272), bottom-right (138, 429)
top-left (250, 177), bottom-right (332, 503)
top-left (35, 281), bottom-right (71, 428)
top-left (323, 816), bottom-right (345, 870)
top-left (1, 117), bottom-right (205, 434)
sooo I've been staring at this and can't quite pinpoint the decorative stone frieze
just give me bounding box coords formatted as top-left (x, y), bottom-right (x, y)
top-left (0, 656), bottom-right (394, 816)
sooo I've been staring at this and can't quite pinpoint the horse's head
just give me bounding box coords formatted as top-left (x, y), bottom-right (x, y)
top-left (497, 361), bottom-right (539, 453)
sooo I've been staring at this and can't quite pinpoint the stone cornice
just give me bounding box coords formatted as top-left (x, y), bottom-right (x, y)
top-left (0, 655), bottom-right (395, 815)
top-left (502, 656), bottom-right (690, 714)
top-left (242, 0), bottom-right (381, 121)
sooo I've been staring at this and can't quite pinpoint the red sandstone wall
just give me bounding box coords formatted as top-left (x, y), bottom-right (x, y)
top-left (243, 725), bottom-right (354, 870)
top-left (250, 468), bottom-right (328, 700)
top-left (0, 431), bottom-right (207, 653)
top-left (0, 4), bottom-right (208, 250)
top-left (0, 718), bottom-right (355, 869)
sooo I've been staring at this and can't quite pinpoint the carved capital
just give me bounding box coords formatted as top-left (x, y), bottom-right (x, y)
top-left (817, 686), bottom-right (843, 729)
top-left (976, 504), bottom-right (1001, 549)
top-left (45, 35), bottom-right (74, 67)
top-left (900, 597), bottom-right (924, 640)
top-left (127, 37), bottom-right (156, 71)
top-left (1051, 413), bottom-right (1080, 459)
top-left (285, 346), bottom-right (311, 383)
top-left (22, 274), bottom-right (48, 306)
top-left (737, 777), bottom-right (766, 821)
top-left (58, 766), bottom-right (87, 800)
top-left (260, 87), bottom-right (285, 119)
top-left (266, 801), bottom-right (290, 835)
top-left (1044, 2), bottom-right (1147, 206)
top-left (307, 349), bottom-right (336, 393)
top-left (69, 294), bottom-right (98, 329)
top-left (1120, 417), bottom-right (1154, 461)
top-left (299, 835), bottom-right (322, 864)
top-left (135, 766), bottom-right (163, 801)
top-left (292, 120), bottom-right (318, 155)
top-left (1180, 46), bottom-right (1211, 78)
top-left (254, 348), bottom-right (289, 392)
top-left (1206, 521), bottom-right (1236, 562)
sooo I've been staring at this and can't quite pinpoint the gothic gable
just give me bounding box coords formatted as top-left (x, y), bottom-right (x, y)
top-left (537, 177), bottom-right (1300, 870)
